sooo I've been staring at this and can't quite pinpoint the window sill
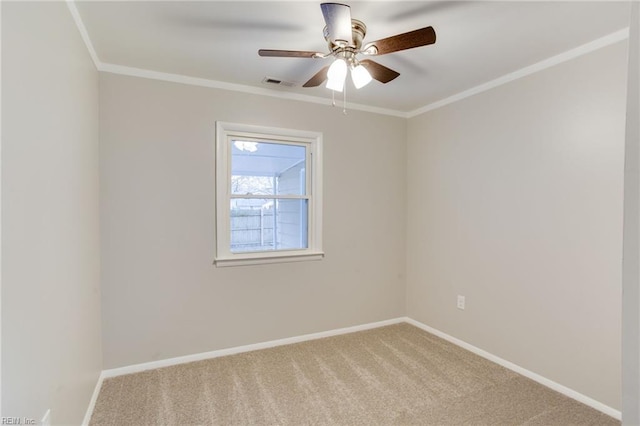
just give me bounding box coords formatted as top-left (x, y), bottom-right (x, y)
top-left (214, 251), bottom-right (324, 267)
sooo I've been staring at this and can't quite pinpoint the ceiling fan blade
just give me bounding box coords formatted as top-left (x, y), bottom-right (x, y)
top-left (363, 26), bottom-right (436, 56)
top-left (359, 59), bottom-right (400, 84)
top-left (259, 49), bottom-right (322, 58)
top-left (320, 3), bottom-right (353, 45)
top-left (302, 66), bottom-right (330, 87)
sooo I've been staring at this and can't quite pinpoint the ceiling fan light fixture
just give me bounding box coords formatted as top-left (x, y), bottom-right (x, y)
top-left (326, 58), bottom-right (348, 92)
top-left (351, 64), bottom-right (372, 89)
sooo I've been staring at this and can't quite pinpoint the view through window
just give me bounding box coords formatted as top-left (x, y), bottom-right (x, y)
top-left (230, 140), bottom-right (308, 252)
top-left (215, 122), bottom-right (323, 266)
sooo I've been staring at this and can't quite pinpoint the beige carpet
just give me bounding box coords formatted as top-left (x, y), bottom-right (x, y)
top-left (90, 323), bottom-right (619, 425)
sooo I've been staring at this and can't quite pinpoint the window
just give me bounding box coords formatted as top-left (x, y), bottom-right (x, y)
top-left (215, 122), bottom-right (323, 266)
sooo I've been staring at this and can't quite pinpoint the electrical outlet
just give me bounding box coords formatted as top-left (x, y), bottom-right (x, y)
top-left (457, 295), bottom-right (465, 310)
top-left (41, 409), bottom-right (51, 426)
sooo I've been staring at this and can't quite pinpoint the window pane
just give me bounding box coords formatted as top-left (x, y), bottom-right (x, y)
top-left (231, 140), bottom-right (306, 196)
top-left (230, 198), bottom-right (308, 253)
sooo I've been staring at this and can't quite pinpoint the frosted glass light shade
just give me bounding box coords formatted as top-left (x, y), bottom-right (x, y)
top-left (326, 59), bottom-right (347, 92)
top-left (351, 64), bottom-right (372, 89)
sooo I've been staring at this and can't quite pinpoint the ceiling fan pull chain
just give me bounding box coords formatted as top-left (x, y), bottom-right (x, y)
top-left (343, 82), bottom-right (347, 115)
top-left (331, 89), bottom-right (336, 107)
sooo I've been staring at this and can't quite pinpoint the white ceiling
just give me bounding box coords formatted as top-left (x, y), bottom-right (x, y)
top-left (74, 1), bottom-right (631, 114)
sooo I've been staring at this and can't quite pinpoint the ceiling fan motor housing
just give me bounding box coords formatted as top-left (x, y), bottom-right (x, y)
top-left (324, 19), bottom-right (366, 51)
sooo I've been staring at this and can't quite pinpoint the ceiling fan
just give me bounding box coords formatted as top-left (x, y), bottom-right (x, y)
top-left (258, 2), bottom-right (436, 92)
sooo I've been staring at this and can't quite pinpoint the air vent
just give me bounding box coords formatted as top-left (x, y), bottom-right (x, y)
top-left (262, 77), bottom-right (296, 87)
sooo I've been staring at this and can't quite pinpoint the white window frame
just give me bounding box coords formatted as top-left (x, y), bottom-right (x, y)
top-left (215, 122), bottom-right (323, 267)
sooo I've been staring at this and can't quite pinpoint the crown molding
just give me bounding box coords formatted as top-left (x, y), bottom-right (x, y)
top-left (99, 63), bottom-right (409, 118)
top-left (407, 27), bottom-right (630, 118)
top-left (66, 0), bottom-right (101, 70)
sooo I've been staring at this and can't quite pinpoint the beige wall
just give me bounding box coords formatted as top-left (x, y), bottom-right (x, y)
top-left (622, 2), bottom-right (640, 424)
top-left (406, 40), bottom-right (628, 409)
top-left (1, 2), bottom-right (102, 424)
top-left (99, 73), bottom-right (407, 369)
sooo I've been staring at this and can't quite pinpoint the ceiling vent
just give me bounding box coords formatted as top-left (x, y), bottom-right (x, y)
top-left (262, 77), bottom-right (296, 87)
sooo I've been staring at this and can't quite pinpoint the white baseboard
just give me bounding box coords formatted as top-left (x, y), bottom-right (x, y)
top-left (84, 318), bottom-right (404, 422)
top-left (404, 317), bottom-right (621, 420)
top-left (85, 316), bottom-right (621, 422)
top-left (101, 317), bottom-right (405, 379)
top-left (82, 371), bottom-right (105, 426)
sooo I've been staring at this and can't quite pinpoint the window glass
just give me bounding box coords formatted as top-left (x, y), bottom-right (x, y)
top-left (231, 140), bottom-right (306, 196)
top-left (230, 199), bottom-right (308, 253)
